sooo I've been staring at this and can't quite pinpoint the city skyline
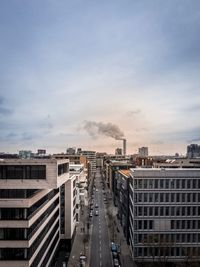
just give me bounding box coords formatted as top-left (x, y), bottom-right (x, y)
top-left (1, 0), bottom-right (200, 155)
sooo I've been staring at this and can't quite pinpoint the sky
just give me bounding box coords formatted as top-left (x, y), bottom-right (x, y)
top-left (0, 0), bottom-right (200, 155)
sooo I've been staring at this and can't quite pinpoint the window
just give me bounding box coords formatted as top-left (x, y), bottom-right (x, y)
top-left (182, 179), bottom-right (186, 189)
top-left (155, 179), bottom-right (159, 188)
top-left (192, 193), bottom-right (197, 203)
top-left (187, 180), bottom-right (191, 189)
top-left (160, 179), bottom-right (164, 189)
top-left (149, 179), bottom-right (153, 188)
top-left (182, 193), bottom-right (186, 202)
top-left (0, 165), bottom-right (46, 180)
top-left (138, 179), bottom-right (142, 189)
top-left (176, 193), bottom-right (180, 202)
top-left (149, 207), bottom-right (153, 216)
top-left (138, 207), bottom-right (142, 216)
top-left (166, 179), bottom-right (169, 189)
top-left (171, 193), bottom-right (175, 202)
top-left (58, 163), bottom-right (68, 176)
top-left (138, 193), bottom-right (142, 202)
top-left (176, 179), bottom-right (180, 189)
top-left (193, 179), bottom-right (197, 189)
top-left (149, 193), bottom-right (153, 202)
top-left (160, 207), bottom-right (164, 216)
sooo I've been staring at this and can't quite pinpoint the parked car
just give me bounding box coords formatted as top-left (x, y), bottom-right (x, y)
top-left (112, 251), bottom-right (118, 259)
top-left (113, 258), bottom-right (120, 267)
top-left (95, 203), bottom-right (98, 208)
top-left (89, 211), bottom-right (93, 217)
top-left (95, 210), bottom-right (99, 216)
top-left (111, 242), bottom-right (117, 252)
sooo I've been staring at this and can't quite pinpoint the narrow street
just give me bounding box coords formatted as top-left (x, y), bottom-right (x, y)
top-left (89, 170), bottom-right (113, 267)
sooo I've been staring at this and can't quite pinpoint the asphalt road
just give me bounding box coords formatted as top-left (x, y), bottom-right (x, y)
top-left (89, 170), bottom-right (113, 267)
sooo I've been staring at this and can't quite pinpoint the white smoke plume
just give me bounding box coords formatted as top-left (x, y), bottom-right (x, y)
top-left (83, 121), bottom-right (124, 140)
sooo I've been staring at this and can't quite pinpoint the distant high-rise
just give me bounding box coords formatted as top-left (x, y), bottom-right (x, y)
top-left (66, 147), bottom-right (76, 155)
top-left (19, 150), bottom-right (33, 159)
top-left (81, 150), bottom-right (96, 174)
top-left (187, 144), bottom-right (200, 158)
top-left (138, 147), bottom-right (148, 157)
top-left (115, 148), bottom-right (122, 155)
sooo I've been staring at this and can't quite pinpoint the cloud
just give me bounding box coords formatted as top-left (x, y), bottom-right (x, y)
top-left (126, 109), bottom-right (141, 116)
top-left (0, 96), bottom-right (13, 115)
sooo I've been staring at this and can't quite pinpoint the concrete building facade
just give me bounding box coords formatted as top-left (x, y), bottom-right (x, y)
top-left (0, 158), bottom-right (69, 267)
top-left (129, 168), bottom-right (200, 264)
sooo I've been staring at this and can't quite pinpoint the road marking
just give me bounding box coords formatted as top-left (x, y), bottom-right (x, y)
top-left (100, 253), bottom-right (102, 258)
top-left (100, 261), bottom-right (102, 267)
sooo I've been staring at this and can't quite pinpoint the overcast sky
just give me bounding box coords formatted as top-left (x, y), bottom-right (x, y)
top-left (0, 0), bottom-right (200, 155)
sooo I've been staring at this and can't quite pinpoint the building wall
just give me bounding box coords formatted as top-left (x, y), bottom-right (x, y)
top-left (0, 159), bottom-right (69, 267)
top-left (130, 168), bottom-right (200, 263)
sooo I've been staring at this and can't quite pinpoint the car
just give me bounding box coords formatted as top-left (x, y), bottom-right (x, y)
top-left (111, 242), bottom-right (117, 252)
top-left (112, 251), bottom-right (118, 259)
top-left (96, 189), bottom-right (98, 192)
top-left (113, 258), bottom-right (120, 267)
top-left (95, 210), bottom-right (99, 216)
top-left (95, 203), bottom-right (98, 208)
top-left (116, 244), bottom-right (121, 254)
top-left (89, 211), bottom-right (93, 217)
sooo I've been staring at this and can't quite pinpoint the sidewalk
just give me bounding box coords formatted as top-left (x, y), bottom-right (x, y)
top-left (104, 189), bottom-right (134, 267)
top-left (67, 203), bottom-right (91, 267)
top-left (67, 177), bottom-right (94, 267)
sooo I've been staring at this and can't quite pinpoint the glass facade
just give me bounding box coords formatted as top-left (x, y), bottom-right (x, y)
top-left (0, 165), bottom-right (46, 179)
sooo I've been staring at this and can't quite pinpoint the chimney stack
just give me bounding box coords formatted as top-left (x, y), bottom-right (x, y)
top-left (123, 139), bottom-right (126, 156)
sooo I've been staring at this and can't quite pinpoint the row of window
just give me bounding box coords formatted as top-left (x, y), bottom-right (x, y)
top-left (0, 165), bottom-right (46, 180)
top-left (0, 189), bottom-right (39, 199)
top-left (136, 220), bottom-right (154, 230)
top-left (58, 163), bottom-right (68, 176)
top-left (136, 205), bottom-right (200, 217)
top-left (0, 220), bottom-right (59, 260)
top-left (134, 246), bottom-right (200, 258)
top-left (171, 220), bottom-right (200, 230)
top-left (135, 192), bottom-right (200, 203)
top-left (134, 178), bottom-right (200, 190)
top-left (0, 189), bottom-right (59, 220)
top-left (0, 199), bottom-right (59, 240)
top-left (136, 233), bottom-right (200, 244)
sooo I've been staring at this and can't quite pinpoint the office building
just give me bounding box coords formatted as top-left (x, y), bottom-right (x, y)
top-left (187, 144), bottom-right (200, 159)
top-left (0, 158), bottom-right (69, 267)
top-left (81, 151), bottom-right (96, 174)
top-left (115, 169), bottom-right (130, 244)
top-left (138, 147), bottom-right (148, 157)
top-left (115, 148), bottom-right (123, 156)
top-left (66, 147), bottom-right (76, 155)
top-left (129, 168), bottom-right (200, 264)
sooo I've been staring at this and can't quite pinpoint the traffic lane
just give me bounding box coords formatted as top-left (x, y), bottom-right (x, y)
top-left (90, 213), bottom-right (100, 266)
top-left (98, 182), bottom-right (113, 266)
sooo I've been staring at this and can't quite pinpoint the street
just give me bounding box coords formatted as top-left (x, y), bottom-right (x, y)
top-left (89, 170), bottom-right (113, 267)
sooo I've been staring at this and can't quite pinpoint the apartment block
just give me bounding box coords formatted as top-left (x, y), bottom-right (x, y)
top-left (0, 158), bottom-right (69, 267)
top-left (129, 168), bottom-right (200, 264)
top-left (115, 169), bottom-right (130, 244)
